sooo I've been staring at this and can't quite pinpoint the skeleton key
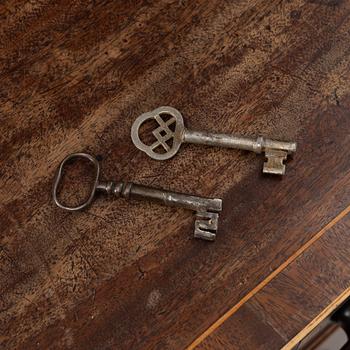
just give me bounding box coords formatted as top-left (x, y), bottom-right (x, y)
top-left (131, 106), bottom-right (297, 175)
top-left (52, 153), bottom-right (222, 241)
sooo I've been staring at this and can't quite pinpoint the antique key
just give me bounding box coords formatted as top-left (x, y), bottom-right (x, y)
top-left (52, 153), bottom-right (222, 241)
top-left (131, 106), bottom-right (297, 175)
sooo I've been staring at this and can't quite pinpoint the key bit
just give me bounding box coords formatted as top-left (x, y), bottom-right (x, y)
top-left (52, 153), bottom-right (222, 241)
top-left (131, 106), bottom-right (297, 175)
top-left (194, 211), bottom-right (219, 241)
top-left (263, 149), bottom-right (288, 175)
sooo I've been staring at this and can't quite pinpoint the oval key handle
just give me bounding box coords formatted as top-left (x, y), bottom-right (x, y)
top-left (131, 106), bottom-right (184, 160)
top-left (52, 153), bottom-right (100, 211)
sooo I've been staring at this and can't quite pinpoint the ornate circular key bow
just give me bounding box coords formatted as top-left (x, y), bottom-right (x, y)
top-left (130, 106), bottom-right (184, 160)
top-left (131, 106), bottom-right (297, 175)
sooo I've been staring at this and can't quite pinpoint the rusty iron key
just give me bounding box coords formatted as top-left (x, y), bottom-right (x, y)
top-left (52, 153), bottom-right (222, 241)
top-left (131, 106), bottom-right (297, 175)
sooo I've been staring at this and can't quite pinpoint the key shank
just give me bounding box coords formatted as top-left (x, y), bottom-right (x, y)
top-left (98, 181), bottom-right (222, 213)
top-left (98, 181), bottom-right (222, 241)
top-left (183, 129), bottom-right (296, 154)
top-left (183, 129), bottom-right (297, 175)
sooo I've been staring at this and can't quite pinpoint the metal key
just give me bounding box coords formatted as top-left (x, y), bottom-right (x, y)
top-left (131, 106), bottom-right (297, 175)
top-left (52, 153), bottom-right (222, 241)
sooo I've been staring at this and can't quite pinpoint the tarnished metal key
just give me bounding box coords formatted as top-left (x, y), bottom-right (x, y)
top-left (52, 153), bottom-right (222, 241)
top-left (131, 106), bottom-right (297, 175)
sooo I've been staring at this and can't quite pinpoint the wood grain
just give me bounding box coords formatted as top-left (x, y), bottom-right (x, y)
top-left (189, 204), bottom-right (350, 349)
top-left (1, 1), bottom-right (350, 349)
top-left (197, 213), bottom-right (350, 350)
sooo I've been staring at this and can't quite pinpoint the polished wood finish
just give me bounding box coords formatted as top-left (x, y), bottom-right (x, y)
top-left (197, 213), bottom-right (350, 350)
top-left (1, 1), bottom-right (350, 349)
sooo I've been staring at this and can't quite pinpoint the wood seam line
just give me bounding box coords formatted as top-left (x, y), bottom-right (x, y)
top-left (187, 204), bottom-right (350, 350)
top-left (281, 285), bottom-right (350, 350)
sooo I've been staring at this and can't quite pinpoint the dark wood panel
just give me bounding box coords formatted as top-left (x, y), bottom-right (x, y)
top-left (196, 302), bottom-right (286, 350)
top-left (250, 214), bottom-right (350, 346)
top-left (1, 1), bottom-right (350, 349)
top-left (197, 213), bottom-right (350, 350)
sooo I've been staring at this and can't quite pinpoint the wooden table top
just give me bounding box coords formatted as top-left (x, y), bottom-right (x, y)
top-left (1, 1), bottom-right (350, 349)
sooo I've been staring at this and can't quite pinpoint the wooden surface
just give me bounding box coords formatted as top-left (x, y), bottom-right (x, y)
top-left (1, 1), bottom-right (350, 349)
top-left (196, 212), bottom-right (350, 350)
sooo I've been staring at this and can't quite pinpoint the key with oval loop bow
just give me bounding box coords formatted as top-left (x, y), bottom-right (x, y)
top-left (52, 153), bottom-right (222, 241)
top-left (131, 106), bottom-right (297, 175)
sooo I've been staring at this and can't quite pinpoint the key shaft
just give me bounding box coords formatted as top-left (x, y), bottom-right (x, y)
top-left (98, 181), bottom-right (222, 241)
top-left (183, 129), bottom-right (296, 175)
top-left (98, 181), bottom-right (222, 213)
top-left (183, 129), bottom-right (296, 154)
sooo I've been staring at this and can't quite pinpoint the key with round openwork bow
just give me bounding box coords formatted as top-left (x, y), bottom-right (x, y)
top-left (53, 153), bottom-right (222, 241)
top-left (131, 106), bottom-right (297, 175)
